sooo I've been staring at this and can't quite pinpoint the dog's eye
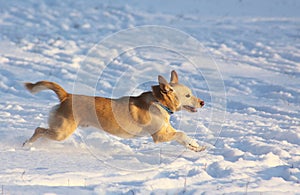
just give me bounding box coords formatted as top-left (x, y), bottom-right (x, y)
top-left (186, 94), bottom-right (191, 98)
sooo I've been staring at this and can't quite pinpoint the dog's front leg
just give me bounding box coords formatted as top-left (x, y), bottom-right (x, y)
top-left (151, 126), bottom-right (206, 152)
top-left (174, 132), bottom-right (206, 152)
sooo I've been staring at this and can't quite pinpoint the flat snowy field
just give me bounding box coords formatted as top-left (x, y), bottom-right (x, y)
top-left (0, 0), bottom-right (299, 194)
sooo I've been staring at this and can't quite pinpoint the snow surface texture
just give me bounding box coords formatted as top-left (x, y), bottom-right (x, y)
top-left (0, 0), bottom-right (300, 194)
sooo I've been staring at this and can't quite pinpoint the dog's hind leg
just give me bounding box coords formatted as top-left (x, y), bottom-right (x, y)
top-left (23, 125), bottom-right (76, 146)
top-left (23, 127), bottom-right (48, 146)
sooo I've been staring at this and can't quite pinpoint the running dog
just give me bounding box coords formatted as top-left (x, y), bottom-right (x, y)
top-left (23, 70), bottom-right (205, 152)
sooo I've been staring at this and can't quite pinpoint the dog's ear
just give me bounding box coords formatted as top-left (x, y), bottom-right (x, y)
top-left (170, 70), bottom-right (178, 84)
top-left (158, 75), bottom-right (173, 93)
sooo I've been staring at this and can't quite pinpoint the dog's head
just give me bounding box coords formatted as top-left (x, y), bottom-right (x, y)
top-left (152, 70), bottom-right (204, 113)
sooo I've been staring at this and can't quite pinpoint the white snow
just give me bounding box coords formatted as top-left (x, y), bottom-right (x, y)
top-left (0, 0), bottom-right (300, 194)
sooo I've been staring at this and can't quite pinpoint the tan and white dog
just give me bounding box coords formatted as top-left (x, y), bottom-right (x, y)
top-left (24, 70), bottom-right (205, 152)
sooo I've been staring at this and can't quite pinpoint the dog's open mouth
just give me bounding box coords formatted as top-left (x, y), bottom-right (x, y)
top-left (183, 105), bottom-right (197, 112)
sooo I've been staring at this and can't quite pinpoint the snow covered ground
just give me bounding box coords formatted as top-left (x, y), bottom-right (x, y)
top-left (0, 0), bottom-right (300, 194)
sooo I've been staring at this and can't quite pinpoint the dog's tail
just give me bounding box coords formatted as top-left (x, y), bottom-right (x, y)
top-left (25, 81), bottom-right (68, 102)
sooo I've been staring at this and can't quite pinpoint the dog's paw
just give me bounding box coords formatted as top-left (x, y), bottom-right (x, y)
top-left (187, 139), bottom-right (206, 152)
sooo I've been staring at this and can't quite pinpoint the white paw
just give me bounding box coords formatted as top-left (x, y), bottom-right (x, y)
top-left (186, 139), bottom-right (206, 152)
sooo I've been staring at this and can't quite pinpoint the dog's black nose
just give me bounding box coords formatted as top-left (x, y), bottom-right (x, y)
top-left (200, 100), bottom-right (205, 107)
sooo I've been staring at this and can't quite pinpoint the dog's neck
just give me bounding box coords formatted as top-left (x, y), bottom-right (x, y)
top-left (151, 85), bottom-right (178, 114)
top-left (157, 103), bottom-right (174, 115)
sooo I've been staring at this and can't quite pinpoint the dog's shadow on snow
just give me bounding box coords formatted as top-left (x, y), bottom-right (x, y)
top-left (73, 128), bottom-right (188, 171)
